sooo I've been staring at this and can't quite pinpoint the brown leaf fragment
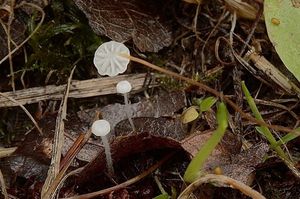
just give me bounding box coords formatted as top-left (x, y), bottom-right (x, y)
top-left (73, 0), bottom-right (172, 52)
top-left (181, 130), bottom-right (268, 185)
top-left (115, 117), bottom-right (187, 140)
top-left (76, 132), bottom-right (183, 186)
top-left (0, 17), bottom-right (26, 59)
top-left (77, 91), bottom-right (186, 133)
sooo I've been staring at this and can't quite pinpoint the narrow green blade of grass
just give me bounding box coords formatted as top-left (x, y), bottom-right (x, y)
top-left (242, 81), bottom-right (300, 178)
top-left (275, 127), bottom-right (300, 146)
top-left (242, 82), bottom-right (286, 156)
top-left (183, 102), bottom-right (228, 183)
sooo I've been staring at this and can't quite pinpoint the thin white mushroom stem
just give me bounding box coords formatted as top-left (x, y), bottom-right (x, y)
top-left (123, 92), bottom-right (136, 131)
top-left (100, 135), bottom-right (114, 176)
top-left (91, 120), bottom-right (114, 176)
top-left (116, 80), bottom-right (136, 132)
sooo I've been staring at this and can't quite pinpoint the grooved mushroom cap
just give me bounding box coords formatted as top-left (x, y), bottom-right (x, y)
top-left (91, 120), bottom-right (111, 136)
top-left (93, 41), bottom-right (130, 77)
top-left (116, 80), bottom-right (132, 94)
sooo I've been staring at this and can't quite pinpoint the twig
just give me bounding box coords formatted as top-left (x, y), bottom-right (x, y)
top-left (239, 4), bottom-right (263, 55)
top-left (0, 169), bottom-right (8, 199)
top-left (7, 0), bottom-right (16, 91)
top-left (0, 92), bottom-right (43, 135)
top-left (200, 9), bottom-right (228, 73)
top-left (0, 2), bottom-right (45, 65)
top-left (41, 66), bottom-right (76, 199)
top-left (42, 130), bottom-right (92, 198)
top-left (125, 54), bottom-right (298, 134)
top-left (178, 174), bottom-right (266, 199)
top-left (0, 73), bottom-right (149, 107)
top-left (0, 147), bottom-right (17, 158)
top-left (64, 153), bottom-right (174, 199)
top-left (229, 11), bottom-right (243, 135)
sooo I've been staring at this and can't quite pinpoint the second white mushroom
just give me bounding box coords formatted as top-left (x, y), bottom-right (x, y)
top-left (116, 80), bottom-right (136, 131)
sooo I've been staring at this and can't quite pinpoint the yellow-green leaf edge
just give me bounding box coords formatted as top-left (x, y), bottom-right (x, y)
top-left (264, 0), bottom-right (300, 81)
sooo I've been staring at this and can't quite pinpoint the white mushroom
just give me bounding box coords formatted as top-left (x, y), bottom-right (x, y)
top-left (116, 80), bottom-right (136, 131)
top-left (93, 41), bottom-right (130, 77)
top-left (92, 120), bottom-right (114, 176)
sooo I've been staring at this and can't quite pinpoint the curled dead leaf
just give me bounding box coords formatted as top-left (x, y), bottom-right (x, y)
top-left (74, 0), bottom-right (172, 52)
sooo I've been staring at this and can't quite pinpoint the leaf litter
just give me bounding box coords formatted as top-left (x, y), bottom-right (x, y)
top-left (74, 0), bottom-right (172, 52)
top-left (1, 90), bottom-right (187, 182)
top-left (1, 0), bottom-right (300, 198)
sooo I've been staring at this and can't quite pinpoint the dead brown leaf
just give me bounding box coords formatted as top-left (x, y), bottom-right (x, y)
top-left (115, 117), bottom-right (187, 140)
top-left (181, 130), bottom-right (269, 185)
top-left (76, 132), bottom-right (184, 187)
top-left (74, 0), bottom-right (172, 52)
top-left (77, 91), bottom-right (186, 133)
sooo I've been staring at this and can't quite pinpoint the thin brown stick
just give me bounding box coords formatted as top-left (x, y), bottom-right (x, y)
top-left (0, 92), bottom-right (43, 135)
top-left (0, 147), bottom-right (17, 158)
top-left (64, 153), bottom-right (174, 199)
top-left (0, 73), bottom-right (149, 107)
top-left (0, 169), bottom-right (8, 199)
top-left (239, 4), bottom-right (263, 55)
top-left (7, 0), bottom-right (16, 91)
top-left (178, 174), bottom-right (266, 199)
top-left (42, 66), bottom-right (76, 199)
top-left (125, 55), bottom-right (298, 134)
top-left (42, 130), bottom-right (92, 199)
top-left (0, 2), bottom-right (45, 65)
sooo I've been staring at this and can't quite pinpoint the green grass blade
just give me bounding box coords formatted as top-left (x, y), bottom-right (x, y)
top-left (183, 102), bottom-right (228, 183)
top-left (241, 81), bottom-right (299, 170)
top-left (275, 127), bottom-right (300, 146)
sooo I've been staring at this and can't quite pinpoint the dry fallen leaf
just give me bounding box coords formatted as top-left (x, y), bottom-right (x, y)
top-left (115, 117), bottom-right (187, 140)
top-left (76, 132), bottom-right (184, 187)
top-left (77, 91), bottom-right (186, 133)
top-left (0, 18), bottom-right (26, 60)
top-left (74, 0), bottom-right (172, 52)
top-left (181, 130), bottom-right (268, 185)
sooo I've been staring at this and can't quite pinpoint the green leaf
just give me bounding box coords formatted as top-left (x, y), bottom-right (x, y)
top-left (183, 102), bottom-right (228, 183)
top-left (241, 81), bottom-right (298, 171)
top-left (153, 193), bottom-right (170, 199)
top-left (264, 0), bottom-right (300, 81)
top-left (199, 96), bottom-right (217, 112)
top-left (181, 106), bottom-right (199, 124)
top-left (275, 127), bottom-right (300, 146)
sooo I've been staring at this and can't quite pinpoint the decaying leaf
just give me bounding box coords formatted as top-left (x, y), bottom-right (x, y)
top-left (77, 91), bottom-right (186, 133)
top-left (181, 130), bottom-right (268, 184)
top-left (0, 17), bottom-right (26, 60)
top-left (76, 132), bottom-right (184, 187)
top-left (0, 0), bottom-right (49, 60)
top-left (73, 0), bottom-right (172, 52)
top-left (115, 117), bottom-right (187, 140)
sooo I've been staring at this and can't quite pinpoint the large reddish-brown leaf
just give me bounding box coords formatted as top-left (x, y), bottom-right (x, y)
top-left (74, 0), bottom-right (172, 52)
top-left (181, 130), bottom-right (269, 185)
top-left (75, 132), bottom-right (184, 187)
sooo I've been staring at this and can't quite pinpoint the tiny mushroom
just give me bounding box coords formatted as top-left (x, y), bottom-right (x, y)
top-left (116, 80), bottom-right (136, 131)
top-left (92, 119), bottom-right (114, 176)
top-left (93, 41), bottom-right (130, 76)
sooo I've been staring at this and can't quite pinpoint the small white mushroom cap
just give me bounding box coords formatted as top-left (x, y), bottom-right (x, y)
top-left (93, 41), bottom-right (130, 77)
top-left (116, 80), bottom-right (132, 94)
top-left (91, 120), bottom-right (111, 136)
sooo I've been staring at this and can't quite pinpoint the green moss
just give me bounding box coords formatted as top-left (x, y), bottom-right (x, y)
top-left (25, 0), bottom-right (102, 77)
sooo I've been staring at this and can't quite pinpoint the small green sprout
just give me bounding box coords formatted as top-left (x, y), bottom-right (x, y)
top-left (241, 81), bottom-right (300, 177)
top-left (183, 102), bottom-right (228, 183)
